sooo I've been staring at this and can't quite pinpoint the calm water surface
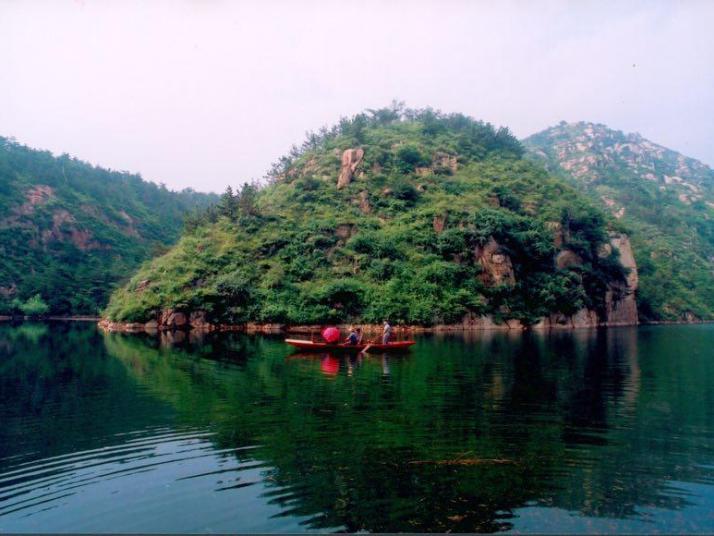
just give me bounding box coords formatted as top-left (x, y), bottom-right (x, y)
top-left (1, 322), bottom-right (714, 533)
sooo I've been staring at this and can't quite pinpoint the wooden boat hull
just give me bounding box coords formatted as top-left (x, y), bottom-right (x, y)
top-left (285, 338), bottom-right (415, 353)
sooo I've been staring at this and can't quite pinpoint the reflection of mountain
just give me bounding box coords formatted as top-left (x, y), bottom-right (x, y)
top-left (0, 322), bottom-right (175, 464)
top-left (103, 327), bottom-right (714, 532)
top-left (2, 323), bottom-right (713, 532)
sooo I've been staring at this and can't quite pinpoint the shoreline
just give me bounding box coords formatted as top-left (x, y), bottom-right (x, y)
top-left (96, 317), bottom-right (714, 335)
top-left (0, 315), bottom-right (101, 322)
top-left (4, 315), bottom-right (711, 331)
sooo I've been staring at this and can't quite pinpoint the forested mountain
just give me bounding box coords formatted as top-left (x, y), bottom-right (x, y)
top-left (524, 122), bottom-right (714, 321)
top-left (103, 106), bottom-right (637, 330)
top-left (0, 136), bottom-right (218, 315)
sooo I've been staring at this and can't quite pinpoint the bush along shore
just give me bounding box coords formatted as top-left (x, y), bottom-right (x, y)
top-left (102, 106), bottom-right (641, 333)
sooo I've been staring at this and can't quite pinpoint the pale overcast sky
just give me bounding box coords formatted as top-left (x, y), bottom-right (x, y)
top-left (1, 0), bottom-right (712, 193)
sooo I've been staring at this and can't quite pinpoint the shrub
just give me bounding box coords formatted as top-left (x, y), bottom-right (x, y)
top-left (18, 294), bottom-right (50, 317)
top-left (395, 144), bottom-right (429, 173)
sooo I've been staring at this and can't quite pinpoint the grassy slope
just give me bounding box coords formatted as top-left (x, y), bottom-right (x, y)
top-left (0, 136), bottom-right (217, 315)
top-left (105, 111), bottom-right (625, 327)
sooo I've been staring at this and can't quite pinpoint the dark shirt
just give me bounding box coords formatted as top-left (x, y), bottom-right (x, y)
top-left (347, 332), bottom-right (359, 345)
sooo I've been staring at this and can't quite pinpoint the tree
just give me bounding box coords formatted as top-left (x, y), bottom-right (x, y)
top-left (238, 183), bottom-right (259, 217)
top-left (218, 186), bottom-right (238, 220)
top-left (18, 294), bottom-right (50, 317)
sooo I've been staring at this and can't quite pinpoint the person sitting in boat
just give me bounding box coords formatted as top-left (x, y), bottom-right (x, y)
top-left (345, 327), bottom-right (360, 345)
top-left (355, 327), bottom-right (363, 344)
top-left (382, 320), bottom-right (392, 345)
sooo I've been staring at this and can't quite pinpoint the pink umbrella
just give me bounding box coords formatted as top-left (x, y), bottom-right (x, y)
top-left (321, 326), bottom-right (340, 343)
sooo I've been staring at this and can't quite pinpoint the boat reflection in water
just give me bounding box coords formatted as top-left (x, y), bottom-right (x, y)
top-left (288, 351), bottom-right (395, 378)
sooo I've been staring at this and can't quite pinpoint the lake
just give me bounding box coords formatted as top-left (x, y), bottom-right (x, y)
top-left (1, 322), bottom-right (714, 533)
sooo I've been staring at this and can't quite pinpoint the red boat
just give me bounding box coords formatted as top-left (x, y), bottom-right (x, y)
top-left (285, 338), bottom-right (415, 353)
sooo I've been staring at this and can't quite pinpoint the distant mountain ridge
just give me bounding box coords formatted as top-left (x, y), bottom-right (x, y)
top-left (524, 122), bottom-right (714, 320)
top-left (0, 136), bottom-right (218, 315)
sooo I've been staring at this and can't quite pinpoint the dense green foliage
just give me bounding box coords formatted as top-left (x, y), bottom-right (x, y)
top-left (0, 137), bottom-right (217, 315)
top-left (14, 294), bottom-right (50, 317)
top-left (525, 122), bottom-right (714, 321)
top-left (106, 108), bottom-right (624, 326)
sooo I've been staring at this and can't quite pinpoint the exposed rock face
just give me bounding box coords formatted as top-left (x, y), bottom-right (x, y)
top-left (44, 210), bottom-right (98, 250)
top-left (475, 238), bottom-right (515, 286)
top-left (159, 309), bottom-right (187, 329)
top-left (118, 210), bottom-right (140, 237)
top-left (524, 121), bottom-right (713, 202)
top-left (358, 191), bottom-right (371, 214)
top-left (555, 249), bottom-right (583, 269)
top-left (435, 152), bottom-right (458, 174)
top-left (135, 279), bottom-right (151, 293)
top-left (21, 185), bottom-right (54, 213)
top-left (337, 148), bottom-right (364, 189)
top-left (537, 308), bottom-right (600, 329)
top-left (605, 234), bottom-right (639, 325)
top-left (189, 311), bottom-right (212, 330)
top-left (433, 213), bottom-right (447, 234)
top-left (0, 284), bottom-right (17, 298)
top-left (545, 221), bottom-right (566, 248)
top-left (335, 224), bottom-right (356, 241)
top-left (417, 153), bottom-right (458, 176)
top-left (535, 234), bottom-right (639, 328)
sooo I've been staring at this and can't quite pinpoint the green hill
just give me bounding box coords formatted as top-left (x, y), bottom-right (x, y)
top-left (0, 136), bottom-right (218, 316)
top-left (524, 122), bottom-right (714, 321)
top-left (103, 107), bottom-right (634, 330)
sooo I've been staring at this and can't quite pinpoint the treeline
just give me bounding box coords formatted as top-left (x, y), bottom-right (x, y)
top-left (0, 136), bottom-right (213, 229)
top-left (266, 102), bottom-right (524, 181)
top-left (183, 182), bottom-right (260, 232)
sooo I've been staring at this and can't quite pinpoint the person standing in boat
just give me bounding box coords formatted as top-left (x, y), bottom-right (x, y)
top-left (382, 320), bottom-right (392, 345)
top-left (345, 327), bottom-right (360, 345)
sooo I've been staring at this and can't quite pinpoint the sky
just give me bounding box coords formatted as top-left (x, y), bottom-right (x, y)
top-left (1, 0), bottom-right (713, 193)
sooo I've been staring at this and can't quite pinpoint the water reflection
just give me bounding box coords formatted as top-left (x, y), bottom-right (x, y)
top-left (288, 351), bottom-right (394, 379)
top-left (1, 323), bottom-right (714, 532)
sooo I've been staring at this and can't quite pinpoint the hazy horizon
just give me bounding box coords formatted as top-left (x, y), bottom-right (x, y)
top-left (2, 0), bottom-right (713, 194)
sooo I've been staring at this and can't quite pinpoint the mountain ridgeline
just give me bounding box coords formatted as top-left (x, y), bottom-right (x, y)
top-left (524, 122), bottom-right (714, 321)
top-left (0, 136), bottom-right (218, 316)
top-left (103, 108), bottom-right (638, 331)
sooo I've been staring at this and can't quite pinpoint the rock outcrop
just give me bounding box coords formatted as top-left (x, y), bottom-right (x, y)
top-left (536, 309), bottom-right (600, 329)
top-left (159, 309), bottom-right (187, 329)
top-left (433, 213), bottom-right (447, 234)
top-left (43, 209), bottom-right (99, 250)
top-left (475, 238), bottom-right (515, 286)
top-left (539, 233), bottom-right (639, 328)
top-left (335, 224), bottom-right (356, 242)
top-left (0, 284), bottom-right (17, 298)
top-left (605, 234), bottom-right (639, 325)
top-left (416, 152), bottom-right (458, 176)
top-left (189, 311), bottom-right (211, 330)
top-left (358, 191), bottom-right (371, 214)
top-left (555, 249), bottom-right (583, 269)
top-left (337, 148), bottom-right (364, 189)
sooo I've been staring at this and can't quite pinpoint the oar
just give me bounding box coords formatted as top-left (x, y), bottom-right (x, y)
top-left (359, 334), bottom-right (374, 354)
